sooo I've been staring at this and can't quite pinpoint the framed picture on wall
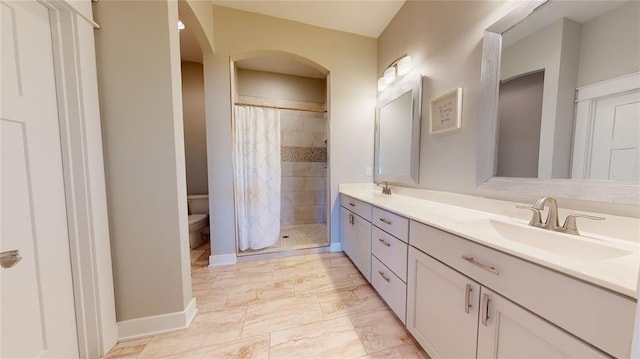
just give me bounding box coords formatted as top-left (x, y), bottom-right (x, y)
top-left (429, 88), bottom-right (462, 134)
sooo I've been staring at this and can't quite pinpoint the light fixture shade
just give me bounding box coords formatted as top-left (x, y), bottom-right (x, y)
top-left (383, 67), bottom-right (396, 85)
top-left (377, 77), bottom-right (388, 91)
top-left (178, 20), bottom-right (185, 30)
top-left (397, 55), bottom-right (412, 76)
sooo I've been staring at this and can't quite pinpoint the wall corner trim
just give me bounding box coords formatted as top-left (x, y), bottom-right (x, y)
top-left (209, 253), bottom-right (237, 266)
top-left (329, 242), bottom-right (343, 253)
top-left (116, 298), bottom-right (197, 341)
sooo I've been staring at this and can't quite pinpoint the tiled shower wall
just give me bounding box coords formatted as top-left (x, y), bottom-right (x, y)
top-left (280, 110), bottom-right (327, 227)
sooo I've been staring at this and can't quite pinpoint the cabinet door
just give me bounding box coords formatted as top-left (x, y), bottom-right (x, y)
top-left (353, 214), bottom-right (372, 281)
top-left (407, 247), bottom-right (480, 359)
top-left (477, 287), bottom-right (607, 359)
top-left (341, 208), bottom-right (356, 261)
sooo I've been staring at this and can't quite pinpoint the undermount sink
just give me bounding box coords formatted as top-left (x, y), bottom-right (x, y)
top-left (470, 219), bottom-right (633, 261)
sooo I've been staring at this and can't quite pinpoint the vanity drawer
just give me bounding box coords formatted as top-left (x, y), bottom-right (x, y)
top-left (372, 256), bottom-right (407, 324)
top-left (409, 220), bottom-right (635, 359)
top-left (340, 194), bottom-right (372, 221)
top-left (372, 207), bottom-right (408, 242)
top-left (372, 226), bottom-right (408, 282)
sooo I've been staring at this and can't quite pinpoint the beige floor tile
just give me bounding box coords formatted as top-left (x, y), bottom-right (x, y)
top-left (224, 277), bottom-right (296, 308)
top-left (139, 308), bottom-right (246, 358)
top-left (317, 284), bottom-right (387, 319)
top-left (361, 342), bottom-right (430, 359)
top-left (163, 335), bottom-right (270, 359)
top-left (242, 294), bottom-right (324, 338)
top-left (294, 267), bottom-right (358, 294)
top-left (270, 316), bottom-right (368, 359)
top-left (105, 251), bottom-right (425, 359)
top-left (350, 309), bottom-right (414, 354)
top-left (104, 337), bottom-right (151, 358)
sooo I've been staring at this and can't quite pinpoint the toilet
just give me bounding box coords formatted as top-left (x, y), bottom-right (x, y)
top-left (187, 194), bottom-right (209, 249)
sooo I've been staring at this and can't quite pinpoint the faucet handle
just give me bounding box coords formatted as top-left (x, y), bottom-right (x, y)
top-left (516, 205), bottom-right (543, 227)
top-left (562, 214), bottom-right (605, 236)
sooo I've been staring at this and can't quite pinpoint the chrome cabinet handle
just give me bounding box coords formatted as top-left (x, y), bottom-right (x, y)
top-left (378, 238), bottom-right (391, 247)
top-left (378, 270), bottom-right (391, 282)
top-left (1, 250), bottom-right (22, 269)
top-left (464, 284), bottom-right (473, 314)
top-left (481, 293), bottom-right (490, 326)
top-left (379, 218), bottom-right (392, 225)
top-left (348, 213), bottom-right (354, 225)
top-left (461, 256), bottom-right (499, 275)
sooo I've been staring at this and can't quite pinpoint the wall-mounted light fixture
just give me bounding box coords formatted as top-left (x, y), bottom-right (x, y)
top-left (178, 20), bottom-right (185, 31)
top-left (378, 55), bottom-right (412, 92)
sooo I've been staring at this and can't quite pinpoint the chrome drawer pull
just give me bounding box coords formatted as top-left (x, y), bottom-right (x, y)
top-left (378, 270), bottom-right (391, 282)
top-left (461, 256), bottom-right (499, 275)
top-left (378, 238), bottom-right (391, 247)
top-left (481, 293), bottom-right (490, 326)
top-left (464, 284), bottom-right (472, 314)
top-left (379, 218), bottom-right (392, 225)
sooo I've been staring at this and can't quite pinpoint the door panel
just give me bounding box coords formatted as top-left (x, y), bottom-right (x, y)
top-left (589, 91), bottom-right (640, 180)
top-left (341, 208), bottom-right (355, 261)
top-left (1, 1), bottom-right (78, 357)
top-left (477, 287), bottom-right (606, 358)
top-left (407, 247), bottom-right (480, 359)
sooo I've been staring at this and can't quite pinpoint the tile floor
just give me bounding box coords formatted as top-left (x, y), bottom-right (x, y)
top-left (239, 223), bottom-right (329, 256)
top-left (105, 243), bottom-right (428, 358)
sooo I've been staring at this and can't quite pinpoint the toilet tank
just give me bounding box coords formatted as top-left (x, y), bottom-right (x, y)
top-left (187, 194), bottom-right (209, 215)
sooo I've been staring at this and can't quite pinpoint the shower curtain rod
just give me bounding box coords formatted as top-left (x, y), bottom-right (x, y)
top-left (234, 102), bottom-right (327, 113)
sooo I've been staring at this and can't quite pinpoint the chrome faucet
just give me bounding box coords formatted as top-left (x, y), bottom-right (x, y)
top-left (532, 196), bottom-right (560, 230)
top-left (380, 181), bottom-right (392, 195)
top-left (517, 196), bottom-right (605, 236)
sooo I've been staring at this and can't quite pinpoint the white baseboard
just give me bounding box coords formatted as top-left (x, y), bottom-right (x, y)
top-left (117, 298), bottom-right (197, 341)
top-left (209, 253), bottom-right (237, 266)
top-left (329, 242), bottom-right (343, 252)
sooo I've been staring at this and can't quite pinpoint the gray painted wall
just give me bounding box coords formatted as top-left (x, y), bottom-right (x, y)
top-left (497, 71), bottom-right (544, 178)
top-left (378, 1), bottom-right (511, 194)
top-left (94, 0), bottom-right (192, 321)
top-left (577, 1), bottom-right (640, 87)
top-left (181, 61), bottom-right (208, 195)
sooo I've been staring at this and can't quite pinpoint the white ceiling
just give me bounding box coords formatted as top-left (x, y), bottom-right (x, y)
top-left (212, 0), bottom-right (405, 38)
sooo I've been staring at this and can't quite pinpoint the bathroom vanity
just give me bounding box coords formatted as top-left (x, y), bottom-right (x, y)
top-left (340, 184), bottom-right (638, 358)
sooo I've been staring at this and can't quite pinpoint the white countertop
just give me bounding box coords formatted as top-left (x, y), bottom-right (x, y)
top-left (340, 183), bottom-right (640, 299)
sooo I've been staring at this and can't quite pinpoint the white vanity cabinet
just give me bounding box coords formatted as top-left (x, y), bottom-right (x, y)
top-left (370, 207), bottom-right (409, 323)
top-left (408, 220), bottom-right (633, 359)
top-left (477, 287), bottom-right (606, 358)
top-left (407, 246), bottom-right (607, 359)
top-left (407, 247), bottom-right (480, 358)
top-left (340, 195), bottom-right (372, 281)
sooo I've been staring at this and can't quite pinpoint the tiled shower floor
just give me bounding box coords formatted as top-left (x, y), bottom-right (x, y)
top-left (239, 223), bottom-right (329, 256)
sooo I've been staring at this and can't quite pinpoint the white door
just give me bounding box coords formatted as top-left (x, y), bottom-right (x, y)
top-left (477, 287), bottom-right (606, 358)
top-left (406, 247), bottom-right (480, 359)
top-left (1, 1), bottom-right (79, 357)
top-left (588, 91), bottom-right (640, 181)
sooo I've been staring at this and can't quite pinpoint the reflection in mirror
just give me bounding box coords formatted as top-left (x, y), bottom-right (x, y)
top-left (495, 0), bottom-right (640, 180)
top-left (375, 75), bottom-right (423, 185)
top-left (476, 0), bottom-right (640, 206)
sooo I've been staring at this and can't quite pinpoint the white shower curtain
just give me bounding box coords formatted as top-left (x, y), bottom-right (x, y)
top-left (234, 106), bottom-right (281, 251)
